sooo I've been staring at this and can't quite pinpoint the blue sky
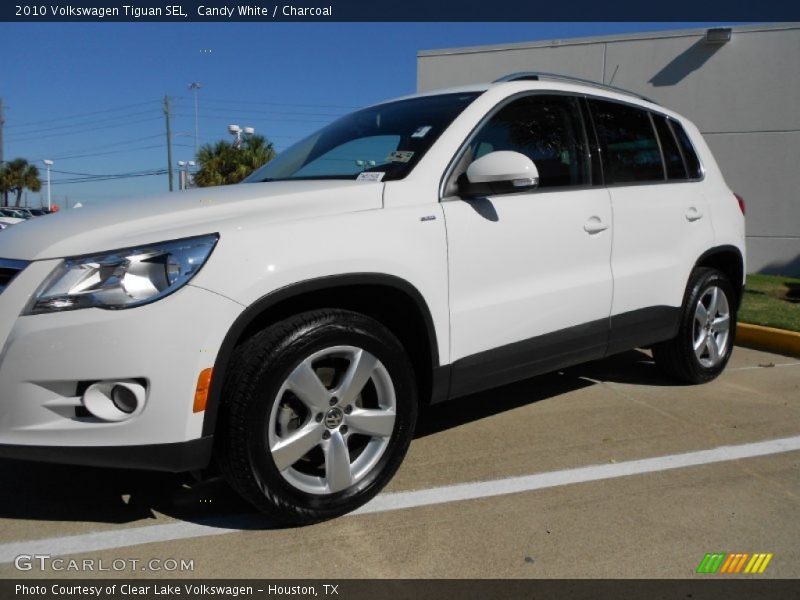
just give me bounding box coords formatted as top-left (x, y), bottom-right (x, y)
top-left (0, 22), bottom-right (739, 206)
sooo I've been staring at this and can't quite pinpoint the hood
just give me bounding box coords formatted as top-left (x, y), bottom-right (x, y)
top-left (0, 180), bottom-right (384, 261)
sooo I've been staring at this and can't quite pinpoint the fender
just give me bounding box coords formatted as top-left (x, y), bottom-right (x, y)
top-left (202, 273), bottom-right (442, 437)
top-left (693, 244), bottom-right (745, 307)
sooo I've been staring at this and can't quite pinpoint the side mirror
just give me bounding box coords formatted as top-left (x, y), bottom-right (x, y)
top-left (461, 151), bottom-right (539, 197)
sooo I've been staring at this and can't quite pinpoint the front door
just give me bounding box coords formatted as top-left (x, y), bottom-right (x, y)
top-left (442, 94), bottom-right (614, 397)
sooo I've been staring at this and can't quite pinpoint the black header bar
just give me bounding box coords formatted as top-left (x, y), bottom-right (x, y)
top-left (4, 579), bottom-right (800, 600)
top-left (2, 0), bottom-right (799, 22)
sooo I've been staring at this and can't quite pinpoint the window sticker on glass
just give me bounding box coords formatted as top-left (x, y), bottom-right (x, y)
top-left (387, 150), bottom-right (415, 163)
top-left (411, 126), bottom-right (432, 138)
top-left (356, 172), bottom-right (385, 182)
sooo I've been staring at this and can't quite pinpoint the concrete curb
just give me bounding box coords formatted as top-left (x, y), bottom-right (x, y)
top-left (736, 322), bottom-right (800, 358)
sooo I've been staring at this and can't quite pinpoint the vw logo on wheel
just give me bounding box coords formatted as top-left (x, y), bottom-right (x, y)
top-left (324, 407), bottom-right (344, 429)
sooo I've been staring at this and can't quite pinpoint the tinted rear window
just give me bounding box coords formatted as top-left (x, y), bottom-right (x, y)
top-left (670, 119), bottom-right (704, 179)
top-left (653, 115), bottom-right (687, 180)
top-left (589, 99), bottom-right (664, 184)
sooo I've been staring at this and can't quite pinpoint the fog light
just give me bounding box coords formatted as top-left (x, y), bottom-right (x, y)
top-left (111, 385), bottom-right (138, 414)
top-left (82, 380), bottom-right (146, 422)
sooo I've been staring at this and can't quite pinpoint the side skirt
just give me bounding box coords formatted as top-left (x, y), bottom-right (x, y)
top-left (441, 306), bottom-right (680, 402)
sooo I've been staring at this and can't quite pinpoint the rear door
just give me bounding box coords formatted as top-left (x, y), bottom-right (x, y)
top-left (442, 94), bottom-right (614, 397)
top-left (587, 99), bottom-right (715, 352)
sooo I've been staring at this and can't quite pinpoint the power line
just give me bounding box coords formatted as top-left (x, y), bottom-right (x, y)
top-left (189, 97), bottom-right (359, 110)
top-left (5, 100), bottom-right (160, 129)
top-left (50, 169), bottom-right (168, 185)
top-left (174, 112), bottom-right (334, 124)
top-left (6, 116), bottom-right (163, 143)
top-left (45, 133), bottom-right (166, 159)
top-left (6, 110), bottom-right (160, 140)
top-left (36, 142), bottom-right (193, 162)
top-left (51, 167), bottom-right (165, 177)
top-left (201, 108), bottom-right (344, 118)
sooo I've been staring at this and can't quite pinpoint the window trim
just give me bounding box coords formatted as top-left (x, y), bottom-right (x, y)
top-left (579, 97), bottom-right (605, 187)
top-left (648, 111), bottom-right (669, 181)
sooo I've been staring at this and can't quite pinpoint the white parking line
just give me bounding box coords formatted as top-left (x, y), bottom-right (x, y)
top-left (2, 434), bottom-right (800, 564)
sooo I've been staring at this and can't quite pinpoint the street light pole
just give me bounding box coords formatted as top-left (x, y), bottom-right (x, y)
top-left (177, 160), bottom-right (196, 191)
top-left (189, 82), bottom-right (201, 157)
top-left (228, 124), bottom-right (255, 149)
top-left (43, 159), bottom-right (53, 211)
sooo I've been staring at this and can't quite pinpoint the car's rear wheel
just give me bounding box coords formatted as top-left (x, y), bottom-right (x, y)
top-left (216, 309), bottom-right (417, 524)
top-left (653, 267), bottom-right (737, 383)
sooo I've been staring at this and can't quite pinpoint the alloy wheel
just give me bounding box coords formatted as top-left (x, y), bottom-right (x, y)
top-left (692, 285), bottom-right (731, 368)
top-left (267, 345), bottom-right (397, 495)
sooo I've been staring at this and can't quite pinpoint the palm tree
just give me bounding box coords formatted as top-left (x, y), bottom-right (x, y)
top-left (194, 134), bottom-right (276, 187)
top-left (3, 159), bottom-right (42, 207)
top-left (0, 166), bottom-right (11, 207)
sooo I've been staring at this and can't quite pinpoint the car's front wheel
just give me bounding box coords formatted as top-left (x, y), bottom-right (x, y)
top-left (216, 309), bottom-right (417, 524)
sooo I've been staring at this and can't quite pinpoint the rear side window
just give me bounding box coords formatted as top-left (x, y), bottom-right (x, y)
top-left (670, 119), bottom-right (704, 179)
top-left (468, 95), bottom-right (591, 189)
top-left (653, 115), bottom-right (687, 180)
top-left (589, 99), bottom-right (663, 184)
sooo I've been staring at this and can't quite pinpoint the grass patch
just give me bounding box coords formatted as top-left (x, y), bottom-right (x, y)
top-left (739, 273), bottom-right (800, 332)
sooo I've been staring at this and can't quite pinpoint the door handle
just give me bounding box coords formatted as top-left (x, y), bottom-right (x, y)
top-left (685, 207), bottom-right (703, 222)
top-left (584, 216), bottom-right (609, 234)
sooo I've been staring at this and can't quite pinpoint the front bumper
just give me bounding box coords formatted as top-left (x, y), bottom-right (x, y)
top-left (0, 436), bottom-right (214, 472)
top-left (0, 258), bottom-right (243, 468)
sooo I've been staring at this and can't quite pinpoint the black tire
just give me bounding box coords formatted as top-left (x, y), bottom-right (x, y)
top-left (216, 309), bottom-right (417, 525)
top-left (653, 267), bottom-right (737, 384)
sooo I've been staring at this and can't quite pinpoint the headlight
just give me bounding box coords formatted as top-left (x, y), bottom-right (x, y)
top-left (25, 234), bottom-right (219, 314)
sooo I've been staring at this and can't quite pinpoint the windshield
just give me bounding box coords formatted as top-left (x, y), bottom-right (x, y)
top-left (244, 92), bottom-right (480, 183)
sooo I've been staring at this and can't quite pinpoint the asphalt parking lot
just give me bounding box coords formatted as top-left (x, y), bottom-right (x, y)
top-left (0, 346), bottom-right (798, 579)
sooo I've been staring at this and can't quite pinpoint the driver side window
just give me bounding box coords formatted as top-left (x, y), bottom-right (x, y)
top-left (467, 94), bottom-right (591, 189)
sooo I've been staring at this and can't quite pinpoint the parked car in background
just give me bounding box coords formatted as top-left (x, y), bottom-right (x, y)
top-left (0, 216), bottom-right (24, 226)
top-left (0, 73), bottom-right (745, 524)
top-left (0, 208), bottom-right (31, 220)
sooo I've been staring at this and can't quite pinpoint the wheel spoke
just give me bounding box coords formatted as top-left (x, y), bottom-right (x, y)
top-left (336, 349), bottom-right (378, 405)
top-left (707, 287), bottom-right (719, 318)
top-left (706, 334), bottom-right (720, 364)
top-left (694, 330), bottom-right (708, 358)
top-left (324, 431), bottom-right (353, 493)
top-left (347, 408), bottom-right (396, 437)
top-left (271, 421), bottom-right (324, 471)
top-left (286, 360), bottom-right (331, 412)
top-left (713, 314), bottom-right (730, 333)
top-left (695, 300), bottom-right (708, 326)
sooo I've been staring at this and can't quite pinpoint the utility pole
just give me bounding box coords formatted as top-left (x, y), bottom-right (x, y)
top-left (0, 97), bottom-right (5, 165)
top-left (188, 82), bottom-right (201, 157)
top-left (163, 95), bottom-right (174, 192)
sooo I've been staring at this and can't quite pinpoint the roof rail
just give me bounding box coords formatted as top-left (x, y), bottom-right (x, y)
top-left (492, 72), bottom-right (658, 105)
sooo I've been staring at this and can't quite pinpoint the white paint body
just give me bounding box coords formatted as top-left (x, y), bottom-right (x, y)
top-left (0, 79), bottom-right (745, 451)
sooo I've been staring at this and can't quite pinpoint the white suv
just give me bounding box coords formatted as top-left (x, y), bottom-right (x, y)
top-left (0, 73), bottom-right (745, 523)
